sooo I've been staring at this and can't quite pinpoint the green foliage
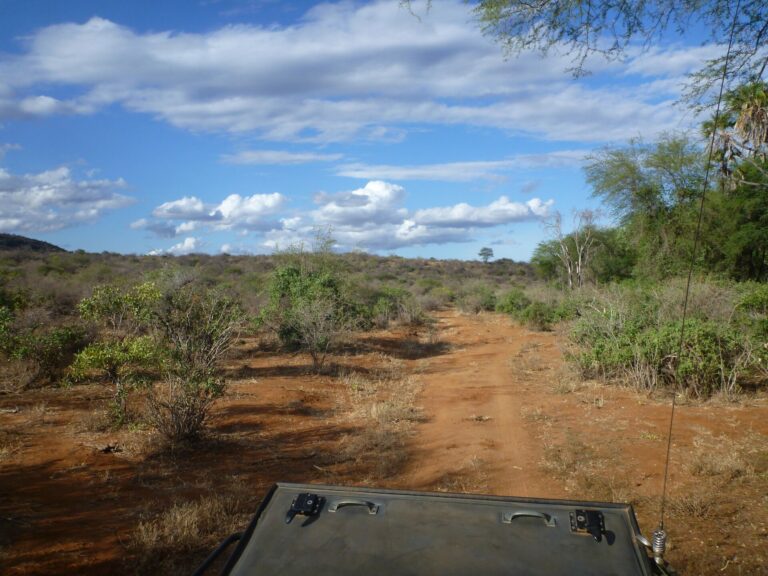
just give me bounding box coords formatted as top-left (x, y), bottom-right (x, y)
top-left (518, 301), bottom-right (557, 331)
top-left (737, 282), bottom-right (768, 339)
top-left (495, 288), bottom-right (531, 314)
top-left (570, 282), bottom-right (766, 396)
top-left (261, 237), bottom-right (360, 370)
top-left (78, 281), bottom-right (161, 334)
top-left (263, 265), bottom-right (346, 350)
top-left (12, 325), bottom-right (90, 384)
top-left (478, 247), bottom-right (494, 263)
top-left (69, 336), bottom-right (161, 384)
top-left (154, 282), bottom-right (243, 379)
top-left (371, 286), bottom-right (424, 328)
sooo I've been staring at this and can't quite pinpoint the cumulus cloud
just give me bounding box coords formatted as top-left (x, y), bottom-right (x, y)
top-left (258, 180), bottom-right (553, 252)
top-left (313, 181), bottom-right (407, 226)
top-left (0, 165), bottom-right (133, 233)
top-left (222, 150), bottom-right (344, 165)
top-left (414, 197), bottom-right (553, 228)
top-left (137, 192), bottom-right (285, 237)
top-left (0, 1), bottom-right (711, 142)
top-left (148, 236), bottom-right (203, 256)
top-left (137, 180), bottom-right (552, 253)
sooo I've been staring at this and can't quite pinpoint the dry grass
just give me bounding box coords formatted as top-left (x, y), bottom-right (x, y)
top-left (509, 342), bottom-right (545, 379)
top-left (128, 486), bottom-right (253, 575)
top-left (540, 434), bottom-right (594, 480)
top-left (435, 455), bottom-right (489, 493)
top-left (666, 490), bottom-right (716, 519)
top-left (687, 432), bottom-right (768, 480)
top-left (0, 428), bottom-right (22, 460)
top-left (551, 366), bottom-right (584, 394)
top-left (338, 357), bottom-right (423, 479)
top-left (520, 406), bottom-right (552, 423)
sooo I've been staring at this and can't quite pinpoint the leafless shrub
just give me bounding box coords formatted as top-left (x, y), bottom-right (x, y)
top-left (291, 295), bottom-right (356, 372)
top-left (667, 491), bottom-right (715, 519)
top-left (147, 376), bottom-right (222, 444)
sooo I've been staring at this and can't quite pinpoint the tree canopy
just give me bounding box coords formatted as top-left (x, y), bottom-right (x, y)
top-left (404, 1), bottom-right (767, 104)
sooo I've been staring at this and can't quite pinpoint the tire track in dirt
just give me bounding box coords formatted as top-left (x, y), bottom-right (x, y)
top-left (401, 311), bottom-right (564, 498)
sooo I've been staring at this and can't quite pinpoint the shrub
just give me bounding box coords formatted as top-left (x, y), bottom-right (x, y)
top-left (570, 282), bottom-right (765, 396)
top-left (371, 286), bottom-right (425, 328)
top-left (147, 375), bottom-right (224, 444)
top-left (261, 259), bottom-right (358, 371)
top-left (519, 301), bottom-right (557, 331)
top-left (11, 325), bottom-right (90, 385)
top-left (153, 283), bottom-right (244, 379)
top-left (495, 288), bottom-right (531, 315)
top-left (78, 281), bottom-right (161, 336)
top-left (70, 336), bottom-right (162, 424)
top-left (457, 283), bottom-right (497, 314)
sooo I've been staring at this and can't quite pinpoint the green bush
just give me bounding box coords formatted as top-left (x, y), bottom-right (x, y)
top-left (371, 286), bottom-right (425, 328)
top-left (518, 301), bottom-right (557, 331)
top-left (260, 262), bottom-right (358, 370)
top-left (495, 288), bottom-right (531, 315)
top-left (570, 281), bottom-right (766, 396)
top-left (12, 325), bottom-right (90, 384)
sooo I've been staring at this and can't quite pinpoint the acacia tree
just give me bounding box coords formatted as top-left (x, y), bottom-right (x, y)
top-left (404, 1), bottom-right (768, 104)
top-left (478, 247), bottom-right (494, 263)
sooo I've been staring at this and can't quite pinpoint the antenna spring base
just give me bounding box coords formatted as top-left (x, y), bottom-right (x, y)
top-left (652, 528), bottom-right (667, 565)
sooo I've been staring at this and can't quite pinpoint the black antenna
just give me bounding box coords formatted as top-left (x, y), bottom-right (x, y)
top-left (657, 0), bottom-right (742, 540)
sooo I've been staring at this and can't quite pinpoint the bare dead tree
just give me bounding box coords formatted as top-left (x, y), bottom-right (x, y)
top-left (547, 210), bottom-right (598, 289)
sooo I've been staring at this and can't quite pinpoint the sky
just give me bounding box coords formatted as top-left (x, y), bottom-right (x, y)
top-left (0, 0), bottom-right (718, 260)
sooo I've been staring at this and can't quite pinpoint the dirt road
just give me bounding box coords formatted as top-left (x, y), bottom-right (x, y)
top-left (401, 311), bottom-right (563, 498)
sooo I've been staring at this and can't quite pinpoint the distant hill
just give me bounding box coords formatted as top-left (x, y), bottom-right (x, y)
top-left (0, 233), bottom-right (66, 253)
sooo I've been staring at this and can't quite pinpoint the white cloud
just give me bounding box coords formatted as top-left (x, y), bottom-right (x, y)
top-left (0, 2), bottom-right (711, 142)
top-left (260, 180), bottom-right (553, 252)
top-left (153, 196), bottom-right (211, 220)
top-left (414, 197), bottom-right (552, 227)
top-left (313, 181), bottom-right (407, 226)
top-left (148, 236), bottom-right (202, 256)
top-left (0, 165), bottom-right (133, 233)
top-left (624, 44), bottom-right (724, 78)
top-left (222, 150), bottom-right (344, 165)
top-left (336, 150), bottom-right (588, 182)
top-left (139, 192), bottom-right (285, 237)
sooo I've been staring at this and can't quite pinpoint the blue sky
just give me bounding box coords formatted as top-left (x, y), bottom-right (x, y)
top-left (0, 0), bottom-right (718, 259)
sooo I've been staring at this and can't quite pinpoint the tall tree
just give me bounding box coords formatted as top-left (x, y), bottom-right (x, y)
top-left (585, 135), bottom-right (708, 277)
